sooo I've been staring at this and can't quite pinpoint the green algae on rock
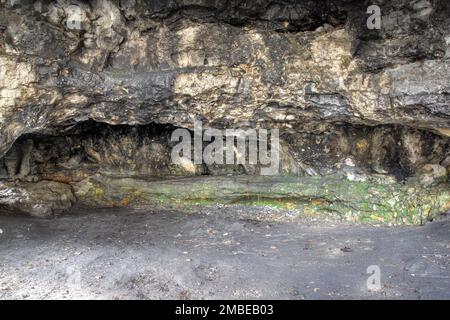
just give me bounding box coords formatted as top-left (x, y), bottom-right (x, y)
top-left (73, 175), bottom-right (450, 226)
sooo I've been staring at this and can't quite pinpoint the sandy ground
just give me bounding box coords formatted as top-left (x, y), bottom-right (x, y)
top-left (0, 207), bottom-right (449, 300)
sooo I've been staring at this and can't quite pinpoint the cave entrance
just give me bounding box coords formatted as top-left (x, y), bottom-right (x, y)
top-left (0, 120), bottom-right (185, 182)
top-left (0, 120), bottom-right (448, 222)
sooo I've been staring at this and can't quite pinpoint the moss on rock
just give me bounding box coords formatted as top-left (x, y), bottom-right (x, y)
top-left (73, 175), bottom-right (450, 225)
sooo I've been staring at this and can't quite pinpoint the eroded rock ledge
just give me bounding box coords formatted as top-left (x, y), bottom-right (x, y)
top-left (0, 0), bottom-right (449, 223)
top-left (72, 175), bottom-right (449, 226)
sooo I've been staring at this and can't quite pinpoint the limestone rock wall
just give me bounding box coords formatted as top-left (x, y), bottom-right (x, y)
top-left (0, 0), bottom-right (449, 220)
top-left (0, 0), bottom-right (449, 159)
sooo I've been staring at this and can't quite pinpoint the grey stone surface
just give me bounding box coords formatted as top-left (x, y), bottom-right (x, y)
top-left (0, 0), bottom-right (449, 158)
top-left (0, 180), bottom-right (75, 218)
top-left (0, 1), bottom-right (449, 218)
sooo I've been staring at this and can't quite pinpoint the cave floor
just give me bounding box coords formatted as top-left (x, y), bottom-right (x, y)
top-left (0, 207), bottom-right (449, 300)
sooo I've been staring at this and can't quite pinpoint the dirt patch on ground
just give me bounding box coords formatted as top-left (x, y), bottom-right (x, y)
top-left (0, 208), bottom-right (449, 299)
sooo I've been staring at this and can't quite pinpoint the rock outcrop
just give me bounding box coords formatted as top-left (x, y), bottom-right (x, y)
top-left (74, 174), bottom-right (450, 226)
top-left (0, 0), bottom-right (449, 221)
top-left (1, 0), bottom-right (449, 153)
top-left (0, 180), bottom-right (75, 217)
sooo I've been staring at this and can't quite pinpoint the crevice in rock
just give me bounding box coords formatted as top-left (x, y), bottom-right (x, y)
top-left (0, 120), bottom-right (447, 184)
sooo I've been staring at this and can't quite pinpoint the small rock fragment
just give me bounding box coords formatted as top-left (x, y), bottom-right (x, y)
top-left (417, 164), bottom-right (448, 186)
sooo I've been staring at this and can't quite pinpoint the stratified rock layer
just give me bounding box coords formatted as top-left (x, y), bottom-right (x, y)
top-left (1, 0), bottom-right (450, 157)
top-left (74, 175), bottom-right (450, 226)
top-left (0, 0), bottom-right (449, 222)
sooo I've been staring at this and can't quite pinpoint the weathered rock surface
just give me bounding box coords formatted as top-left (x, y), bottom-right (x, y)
top-left (73, 175), bottom-right (450, 225)
top-left (0, 0), bottom-right (449, 158)
top-left (417, 163), bottom-right (448, 186)
top-left (0, 0), bottom-right (449, 221)
top-left (0, 180), bottom-right (75, 217)
top-left (0, 121), bottom-right (447, 180)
